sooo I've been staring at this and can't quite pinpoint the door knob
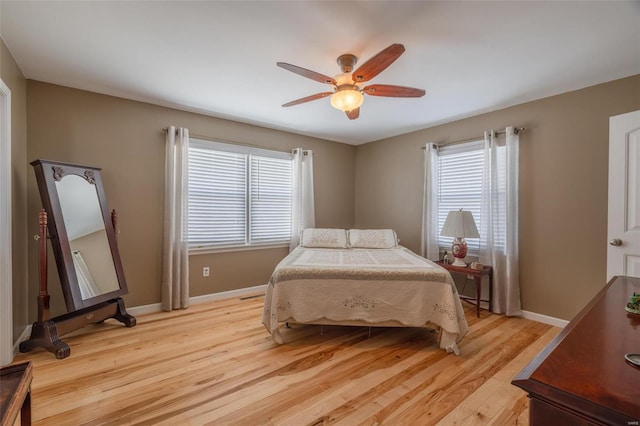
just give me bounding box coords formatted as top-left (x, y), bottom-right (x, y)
top-left (609, 238), bottom-right (623, 246)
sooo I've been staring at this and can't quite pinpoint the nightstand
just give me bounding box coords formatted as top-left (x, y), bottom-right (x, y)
top-left (435, 260), bottom-right (493, 317)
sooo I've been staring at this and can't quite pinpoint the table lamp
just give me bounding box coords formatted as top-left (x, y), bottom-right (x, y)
top-left (440, 209), bottom-right (480, 267)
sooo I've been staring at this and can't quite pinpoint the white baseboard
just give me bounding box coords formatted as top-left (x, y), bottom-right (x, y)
top-left (13, 325), bottom-right (32, 358)
top-left (190, 284), bottom-right (267, 304)
top-left (521, 310), bottom-right (569, 328)
top-left (126, 302), bottom-right (162, 317)
top-left (128, 284), bottom-right (268, 317)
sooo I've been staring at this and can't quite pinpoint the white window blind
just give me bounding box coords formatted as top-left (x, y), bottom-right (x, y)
top-left (188, 139), bottom-right (292, 249)
top-left (249, 156), bottom-right (292, 243)
top-left (437, 141), bottom-right (484, 255)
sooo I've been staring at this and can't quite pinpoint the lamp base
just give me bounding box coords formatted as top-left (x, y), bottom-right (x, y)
top-left (450, 257), bottom-right (467, 267)
top-left (451, 237), bottom-right (468, 267)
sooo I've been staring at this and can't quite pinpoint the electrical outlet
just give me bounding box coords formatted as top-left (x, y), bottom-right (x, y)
top-left (203, 267), bottom-right (210, 277)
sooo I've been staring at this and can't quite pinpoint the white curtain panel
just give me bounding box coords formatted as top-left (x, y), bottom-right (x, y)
top-left (72, 250), bottom-right (100, 300)
top-left (162, 126), bottom-right (190, 311)
top-left (479, 127), bottom-right (521, 316)
top-left (421, 143), bottom-right (440, 260)
top-left (289, 148), bottom-right (316, 252)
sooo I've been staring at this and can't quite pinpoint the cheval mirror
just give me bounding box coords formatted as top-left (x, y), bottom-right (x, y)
top-left (20, 159), bottom-right (135, 359)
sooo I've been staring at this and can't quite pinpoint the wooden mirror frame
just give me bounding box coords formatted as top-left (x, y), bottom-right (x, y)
top-left (21, 159), bottom-right (135, 358)
top-left (31, 159), bottom-right (130, 311)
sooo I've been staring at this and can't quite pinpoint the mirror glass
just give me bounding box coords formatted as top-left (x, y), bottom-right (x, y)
top-left (54, 174), bottom-right (120, 299)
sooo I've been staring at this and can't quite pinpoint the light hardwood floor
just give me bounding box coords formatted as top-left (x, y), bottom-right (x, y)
top-left (13, 294), bottom-right (560, 425)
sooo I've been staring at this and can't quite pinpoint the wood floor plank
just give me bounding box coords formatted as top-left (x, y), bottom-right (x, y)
top-left (353, 320), bottom-right (549, 425)
top-left (12, 294), bottom-right (559, 425)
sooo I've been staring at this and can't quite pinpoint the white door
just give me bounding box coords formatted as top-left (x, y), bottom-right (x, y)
top-left (0, 78), bottom-right (12, 365)
top-left (608, 110), bottom-right (640, 279)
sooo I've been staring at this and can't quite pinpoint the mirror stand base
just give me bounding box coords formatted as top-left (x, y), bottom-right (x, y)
top-left (19, 297), bottom-right (136, 359)
top-left (19, 320), bottom-right (70, 359)
top-left (112, 297), bottom-right (136, 327)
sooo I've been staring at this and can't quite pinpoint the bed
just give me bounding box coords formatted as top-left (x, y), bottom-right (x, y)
top-left (261, 229), bottom-right (469, 354)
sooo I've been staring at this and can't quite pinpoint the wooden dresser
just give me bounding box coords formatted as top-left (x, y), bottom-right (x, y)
top-left (0, 361), bottom-right (33, 426)
top-left (513, 276), bottom-right (640, 425)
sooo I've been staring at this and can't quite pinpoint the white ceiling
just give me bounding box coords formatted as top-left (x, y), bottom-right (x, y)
top-left (1, 1), bottom-right (639, 145)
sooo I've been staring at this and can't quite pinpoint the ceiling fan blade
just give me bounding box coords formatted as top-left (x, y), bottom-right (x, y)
top-left (346, 108), bottom-right (360, 120)
top-left (282, 92), bottom-right (333, 107)
top-left (362, 84), bottom-right (425, 98)
top-left (352, 44), bottom-right (405, 83)
top-left (277, 62), bottom-right (337, 85)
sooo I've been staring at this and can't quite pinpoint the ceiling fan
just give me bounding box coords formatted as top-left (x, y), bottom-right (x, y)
top-left (277, 43), bottom-right (425, 120)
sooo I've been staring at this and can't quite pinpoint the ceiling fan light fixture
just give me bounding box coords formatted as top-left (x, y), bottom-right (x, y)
top-left (330, 88), bottom-right (364, 112)
top-left (331, 79), bottom-right (364, 112)
top-left (330, 72), bottom-right (364, 112)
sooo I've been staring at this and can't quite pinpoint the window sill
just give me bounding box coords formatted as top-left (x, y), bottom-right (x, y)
top-left (189, 243), bottom-right (289, 255)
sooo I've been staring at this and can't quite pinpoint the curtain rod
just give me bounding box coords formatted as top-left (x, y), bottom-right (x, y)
top-left (421, 127), bottom-right (525, 149)
top-left (162, 127), bottom-right (301, 154)
top-left (162, 127), bottom-right (268, 150)
top-left (163, 127), bottom-right (219, 142)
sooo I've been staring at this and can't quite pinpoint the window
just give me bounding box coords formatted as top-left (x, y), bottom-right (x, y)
top-left (188, 139), bottom-right (292, 249)
top-left (437, 141), bottom-right (484, 255)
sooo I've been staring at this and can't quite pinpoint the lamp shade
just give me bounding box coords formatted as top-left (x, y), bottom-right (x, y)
top-left (440, 210), bottom-right (479, 238)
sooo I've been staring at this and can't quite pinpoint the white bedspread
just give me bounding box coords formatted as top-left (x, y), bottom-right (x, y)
top-left (262, 246), bottom-right (469, 354)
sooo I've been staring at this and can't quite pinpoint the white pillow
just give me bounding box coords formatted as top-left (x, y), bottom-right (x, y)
top-left (300, 228), bottom-right (349, 248)
top-left (348, 229), bottom-right (398, 249)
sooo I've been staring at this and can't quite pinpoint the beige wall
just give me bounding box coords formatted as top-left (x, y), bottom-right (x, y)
top-left (26, 81), bottom-right (355, 317)
top-left (355, 74), bottom-right (640, 320)
top-left (1, 38), bottom-right (29, 342)
top-left (13, 59), bottom-right (640, 333)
